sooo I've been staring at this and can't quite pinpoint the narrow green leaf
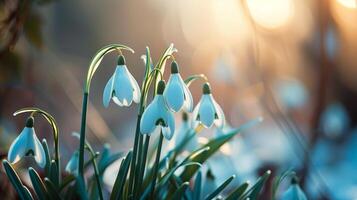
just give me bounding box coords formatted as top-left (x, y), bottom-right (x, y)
top-left (184, 74), bottom-right (208, 87)
top-left (49, 160), bottom-right (59, 187)
top-left (2, 160), bottom-right (32, 200)
top-left (110, 151), bottom-right (133, 200)
top-left (226, 182), bottom-right (249, 200)
top-left (29, 167), bottom-right (49, 200)
top-left (44, 178), bottom-right (61, 200)
top-left (171, 182), bottom-right (190, 200)
top-left (193, 171), bottom-right (202, 200)
top-left (23, 186), bottom-right (34, 200)
top-left (204, 175), bottom-right (235, 200)
top-left (181, 118), bottom-right (262, 182)
top-left (241, 170), bottom-right (271, 200)
top-left (41, 139), bottom-right (51, 177)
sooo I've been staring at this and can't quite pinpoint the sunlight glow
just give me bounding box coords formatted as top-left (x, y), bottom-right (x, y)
top-left (337, 0), bottom-right (357, 8)
top-left (246, 0), bottom-right (294, 29)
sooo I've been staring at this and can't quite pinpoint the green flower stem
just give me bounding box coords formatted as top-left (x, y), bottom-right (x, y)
top-left (133, 134), bottom-right (144, 197)
top-left (149, 132), bottom-right (164, 200)
top-left (128, 114), bottom-right (142, 198)
top-left (135, 135), bottom-right (150, 199)
top-left (86, 150), bottom-right (103, 200)
top-left (78, 92), bottom-right (88, 177)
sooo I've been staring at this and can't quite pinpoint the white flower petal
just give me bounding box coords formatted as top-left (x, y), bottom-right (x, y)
top-left (65, 151), bottom-right (79, 175)
top-left (140, 97), bottom-right (160, 135)
top-left (29, 130), bottom-right (46, 168)
top-left (112, 96), bottom-right (124, 106)
top-left (8, 127), bottom-right (30, 164)
top-left (126, 68), bottom-right (141, 103)
top-left (212, 98), bottom-right (225, 127)
top-left (164, 74), bottom-right (185, 112)
top-left (161, 109), bottom-right (175, 140)
top-left (103, 75), bottom-right (114, 107)
top-left (113, 65), bottom-right (134, 106)
top-left (198, 95), bottom-right (216, 128)
top-left (181, 77), bottom-right (193, 112)
top-left (8, 127), bottom-right (46, 168)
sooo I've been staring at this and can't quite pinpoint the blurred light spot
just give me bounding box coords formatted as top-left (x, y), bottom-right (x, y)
top-left (220, 143), bottom-right (232, 155)
top-left (246, 0), bottom-right (294, 29)
top-left (325, 25), bottom-right (338, 60)
top-left (337, 0), bottom-right (357, 8)
top-left (198, 137), bottom-right (209, 145)
top-left (320, 103), bottom-right (350, 138)
top-left (273, 78), bottom-right (308, 109)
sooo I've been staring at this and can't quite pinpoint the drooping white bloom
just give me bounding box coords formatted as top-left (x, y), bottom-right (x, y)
top-left (193, 83), bottom-right (225, 128)
top-left (280, 178), bottom-right (307, 200)
top-left (163, 61), bottom-right (193, 112)
top-left (65, 151), bottom-right (79, 175)
top-left (103, 55), bottom-right (141, 107)
top-left (7, 117), bottom-right (46, 168)
top-left (140, 81), bottom-right (175, 140)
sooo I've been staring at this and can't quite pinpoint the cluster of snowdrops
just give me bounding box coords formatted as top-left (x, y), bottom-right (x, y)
top-left (2, 44), bottom-right (307, 200)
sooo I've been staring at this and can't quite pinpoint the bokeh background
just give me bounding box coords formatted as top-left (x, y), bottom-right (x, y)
top-left (1, 0), bottom-right (357, 199)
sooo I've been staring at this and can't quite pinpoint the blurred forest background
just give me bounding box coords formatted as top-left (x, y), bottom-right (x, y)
top-left (1, 0), bottom-right (357, 199)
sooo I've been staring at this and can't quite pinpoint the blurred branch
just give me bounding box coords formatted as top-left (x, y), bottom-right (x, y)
top-left (0, 0), bottom-right (30, 58)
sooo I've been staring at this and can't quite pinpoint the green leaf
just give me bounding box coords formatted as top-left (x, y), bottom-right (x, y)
top-left (226, 182), bottom-right (249, 200)
top-left (2, 160), bottom-right (32, 200)
top-left (241, 170), bottom-right (271, 200)
top-left (86, 44), bottom-right (135, 93)
top-left (110, 151), bottom-right (133, 200)
top-left (44, 178), bottom-right (62, 200)
top-left (49, 160), bottom-right (59, 187)
top-left (193, 171), bottom-right (202, 200)
top-left (204, 175), bottom-right (235, 200)
top-left (23, 186), bottom-right (34, 200)
top-left (98, 152), bottom-right (123, 174)
top-left (271, 170), bottom-right (296, 200)
top-left (171, 182), bottom-right (190, 200)
top-left (184, 74), bottom-right (208, 87)
top-left (41, 139), bottom-right (51, 177)
top-left (29, 167), bottom-right (49, 200)
top-left (181, 118), bottom-right (262, 182)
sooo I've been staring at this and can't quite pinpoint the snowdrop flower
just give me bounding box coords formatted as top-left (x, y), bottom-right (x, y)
top-left (163, 61), bottom-right (193, 112)
top-left (140, 80), bottom-right (175, 140)
top-left (103, 55), bottom-right (141, 107)
top-left (193, 83), bottom-right (225, 128)
top-left (7, 117), bottom-right (46, 168)
top-left (65, 151), bottom-right (79, 175)
top-left (280, 177), bottom-right (307, 200)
